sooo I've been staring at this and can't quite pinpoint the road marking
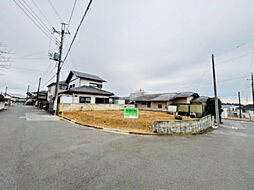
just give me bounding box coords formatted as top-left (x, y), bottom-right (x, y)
top-left (25, 113), bottom-right (60, 121)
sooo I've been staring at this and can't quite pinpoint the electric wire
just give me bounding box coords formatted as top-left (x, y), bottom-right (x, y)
top-left (13, 50), bottom-right (48, 59)
top-left (216, 38), bottom-right (254, 58)
top-left (67, 0), bottom-right (78, 30)
top-left (47, 0), bottom-right (63, 22)
top-left (216, 51), bottom-right (254, 66)
top-left (16, 0), bottom-right (52, 35)
top-left (61, 0), bottom-right (93, 69)
top-left (13, 0), bottom-right (52, 40)
top-left (13, 0), bottom-right (59, 45)
top-left (31, 0), bottom-right (53, 27)
top-left (21, 0), bottom-right (52, 34)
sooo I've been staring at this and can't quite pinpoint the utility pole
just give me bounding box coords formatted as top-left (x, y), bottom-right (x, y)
top-left (53, 23), bottom-right (69, 115)
top-left (36, 77), bottom-right (41, 105)
top-left (238, 91), bottom-right (242, 119)
top-left (26, 85), bottom-right (30, 101)
top-left (4, 86), bottom-right (7, 96)
top-left (212, 54), bottom-right (220, 127)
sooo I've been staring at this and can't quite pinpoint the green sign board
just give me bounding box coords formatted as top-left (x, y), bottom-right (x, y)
top-left (124, 108), bottom-right (138, 118)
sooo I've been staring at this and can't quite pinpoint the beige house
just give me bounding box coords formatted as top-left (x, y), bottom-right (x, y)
top-left (135, 92), bottom-right (199, 110)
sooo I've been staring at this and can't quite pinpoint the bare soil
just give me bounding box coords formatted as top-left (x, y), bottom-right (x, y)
top-left (64, 110), bottom-right (193, 133)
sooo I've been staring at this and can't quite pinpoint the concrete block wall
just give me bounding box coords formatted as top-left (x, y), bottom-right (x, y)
top-left (59, 103), bottom-right (135, 112)
top-left (0, 103), bottom-right (4, 110)
top-left (153, 115), bottom-right (213, 134)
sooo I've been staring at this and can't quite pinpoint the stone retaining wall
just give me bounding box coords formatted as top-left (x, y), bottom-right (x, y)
top-left (153, 115), bottom-right (213, 134)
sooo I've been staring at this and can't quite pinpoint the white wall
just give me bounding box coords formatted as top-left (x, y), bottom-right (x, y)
top-left (80, 78), bottom-right (102, 87)
top-left (0, 102), bottom-right (4, 110)
top-left (68, 74), bottom-right (103, 89)
top-left (69, 77), bottom-right (80, 88)
top-left (60, 94), bottom-right (110, 104)
top-left (59, 103), bottom-right (135, 112)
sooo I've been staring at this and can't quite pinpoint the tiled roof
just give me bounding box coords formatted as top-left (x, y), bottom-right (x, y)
top-left (60, 85), bottom-right (114, 96)
top-left (134, 92), bottom-right (198, 102)
top-left (66, 71), bottom-right (106, 83)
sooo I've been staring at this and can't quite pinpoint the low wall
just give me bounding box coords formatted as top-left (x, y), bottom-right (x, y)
top-left (153, 115), bottom-right (213, 134)
top-left (59, 103), bottom-right (135, 112)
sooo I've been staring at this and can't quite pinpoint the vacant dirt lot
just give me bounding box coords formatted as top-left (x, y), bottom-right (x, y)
top-left (64, 110), bottom-right (193, 133)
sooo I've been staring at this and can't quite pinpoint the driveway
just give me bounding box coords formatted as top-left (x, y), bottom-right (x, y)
top-left (0, 104), bottom-right (254, 190)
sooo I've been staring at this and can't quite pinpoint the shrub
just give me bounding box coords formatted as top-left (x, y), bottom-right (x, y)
top-left (175, 115), bottom-right (182, 120)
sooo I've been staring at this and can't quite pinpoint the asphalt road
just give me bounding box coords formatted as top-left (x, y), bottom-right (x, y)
top-left (0, 104), bottom-right (254, 190)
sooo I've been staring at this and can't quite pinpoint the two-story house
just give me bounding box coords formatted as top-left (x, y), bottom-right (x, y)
top-left (59, 70), bottom-right (114, 104)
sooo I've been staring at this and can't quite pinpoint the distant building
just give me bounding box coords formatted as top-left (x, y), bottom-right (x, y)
top-left (47, 81), bottom-right (68, 103)
top-left (241, 104), bottom-right (254, 119)
top-left (134, 92), bottom-right (199, 109)
top-left (133, 92), bottom-right (210, 117)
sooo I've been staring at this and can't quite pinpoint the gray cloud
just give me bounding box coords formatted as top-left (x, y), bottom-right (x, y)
top-left (1, 0), bottom-right (254, 103)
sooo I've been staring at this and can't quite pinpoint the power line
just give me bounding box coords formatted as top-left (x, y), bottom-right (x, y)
top-left (31, 0), bottom-right (53, 27)
top-left (13, 0), bottom-right (52, 40)
top-left (61, 0), bottom-right (93, 69)
top-left (216, 38), bottom-right (254, 58)
top-left (41, 62), bottom-right (57, 82)
top-left (21, 0), bottom-right (52, 34)
top-left (13, 50), bottom-right (48, 59)
top-left (67, 0), bottom-right (78, 30)
top-left (16, 0), bottom-right (51, 34)
top-left (41, 73), bottom-right (56, 88)
top-left (13, 0), bottom-right (60, 45)
top-left (217, 50), bottom-right (254, 66)
top-left (47, 0), bottom-right (63, 22)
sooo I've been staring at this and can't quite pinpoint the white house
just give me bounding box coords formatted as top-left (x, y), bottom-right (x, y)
top-left (59, 70), bottom-right (114, 104)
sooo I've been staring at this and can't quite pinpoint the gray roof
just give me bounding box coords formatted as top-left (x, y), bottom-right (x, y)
top-left (134, 92), bottom-right (198, 102)
top-left (191, 96), bottom-right (210, 103)
top-left (60, 85), bottom-right (114, 96)
top-left (242, 104), bottom-right (254, 111)
top-left (47, 80), bottom-right (67, 87)
top-left (66, 70), bottom-right (106, 83)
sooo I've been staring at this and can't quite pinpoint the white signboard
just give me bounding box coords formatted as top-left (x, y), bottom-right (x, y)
top-left (168, 105), bottom-right (177, 112)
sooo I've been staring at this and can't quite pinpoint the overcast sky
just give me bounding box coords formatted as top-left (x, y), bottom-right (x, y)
top-left (1, 0), bottom-right (254, 103)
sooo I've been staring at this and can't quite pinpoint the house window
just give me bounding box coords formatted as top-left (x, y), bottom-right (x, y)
top-left (95, 97), bottom-right (109, 104)
top-left (59, 85), bottom-right (66, 90)
top-left (141, 101), bottom-right (146, 105)
top-left (147, 102), bottom-right (151, 108)
top-left (79, 96), bottom-right (91, 103)
top-left (158, 104), bottom-right (162, 108)
top-left (73, 84), bottom-right (75, 88)
top-left (89, 83), bottom-right (102, 89)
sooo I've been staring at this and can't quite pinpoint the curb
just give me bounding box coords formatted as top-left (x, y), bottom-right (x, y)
top-left (223, 118), bottom-right (254, 123)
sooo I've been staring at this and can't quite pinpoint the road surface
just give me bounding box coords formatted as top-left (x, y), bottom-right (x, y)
top-left (0, 104), bottom-right (254, 190)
